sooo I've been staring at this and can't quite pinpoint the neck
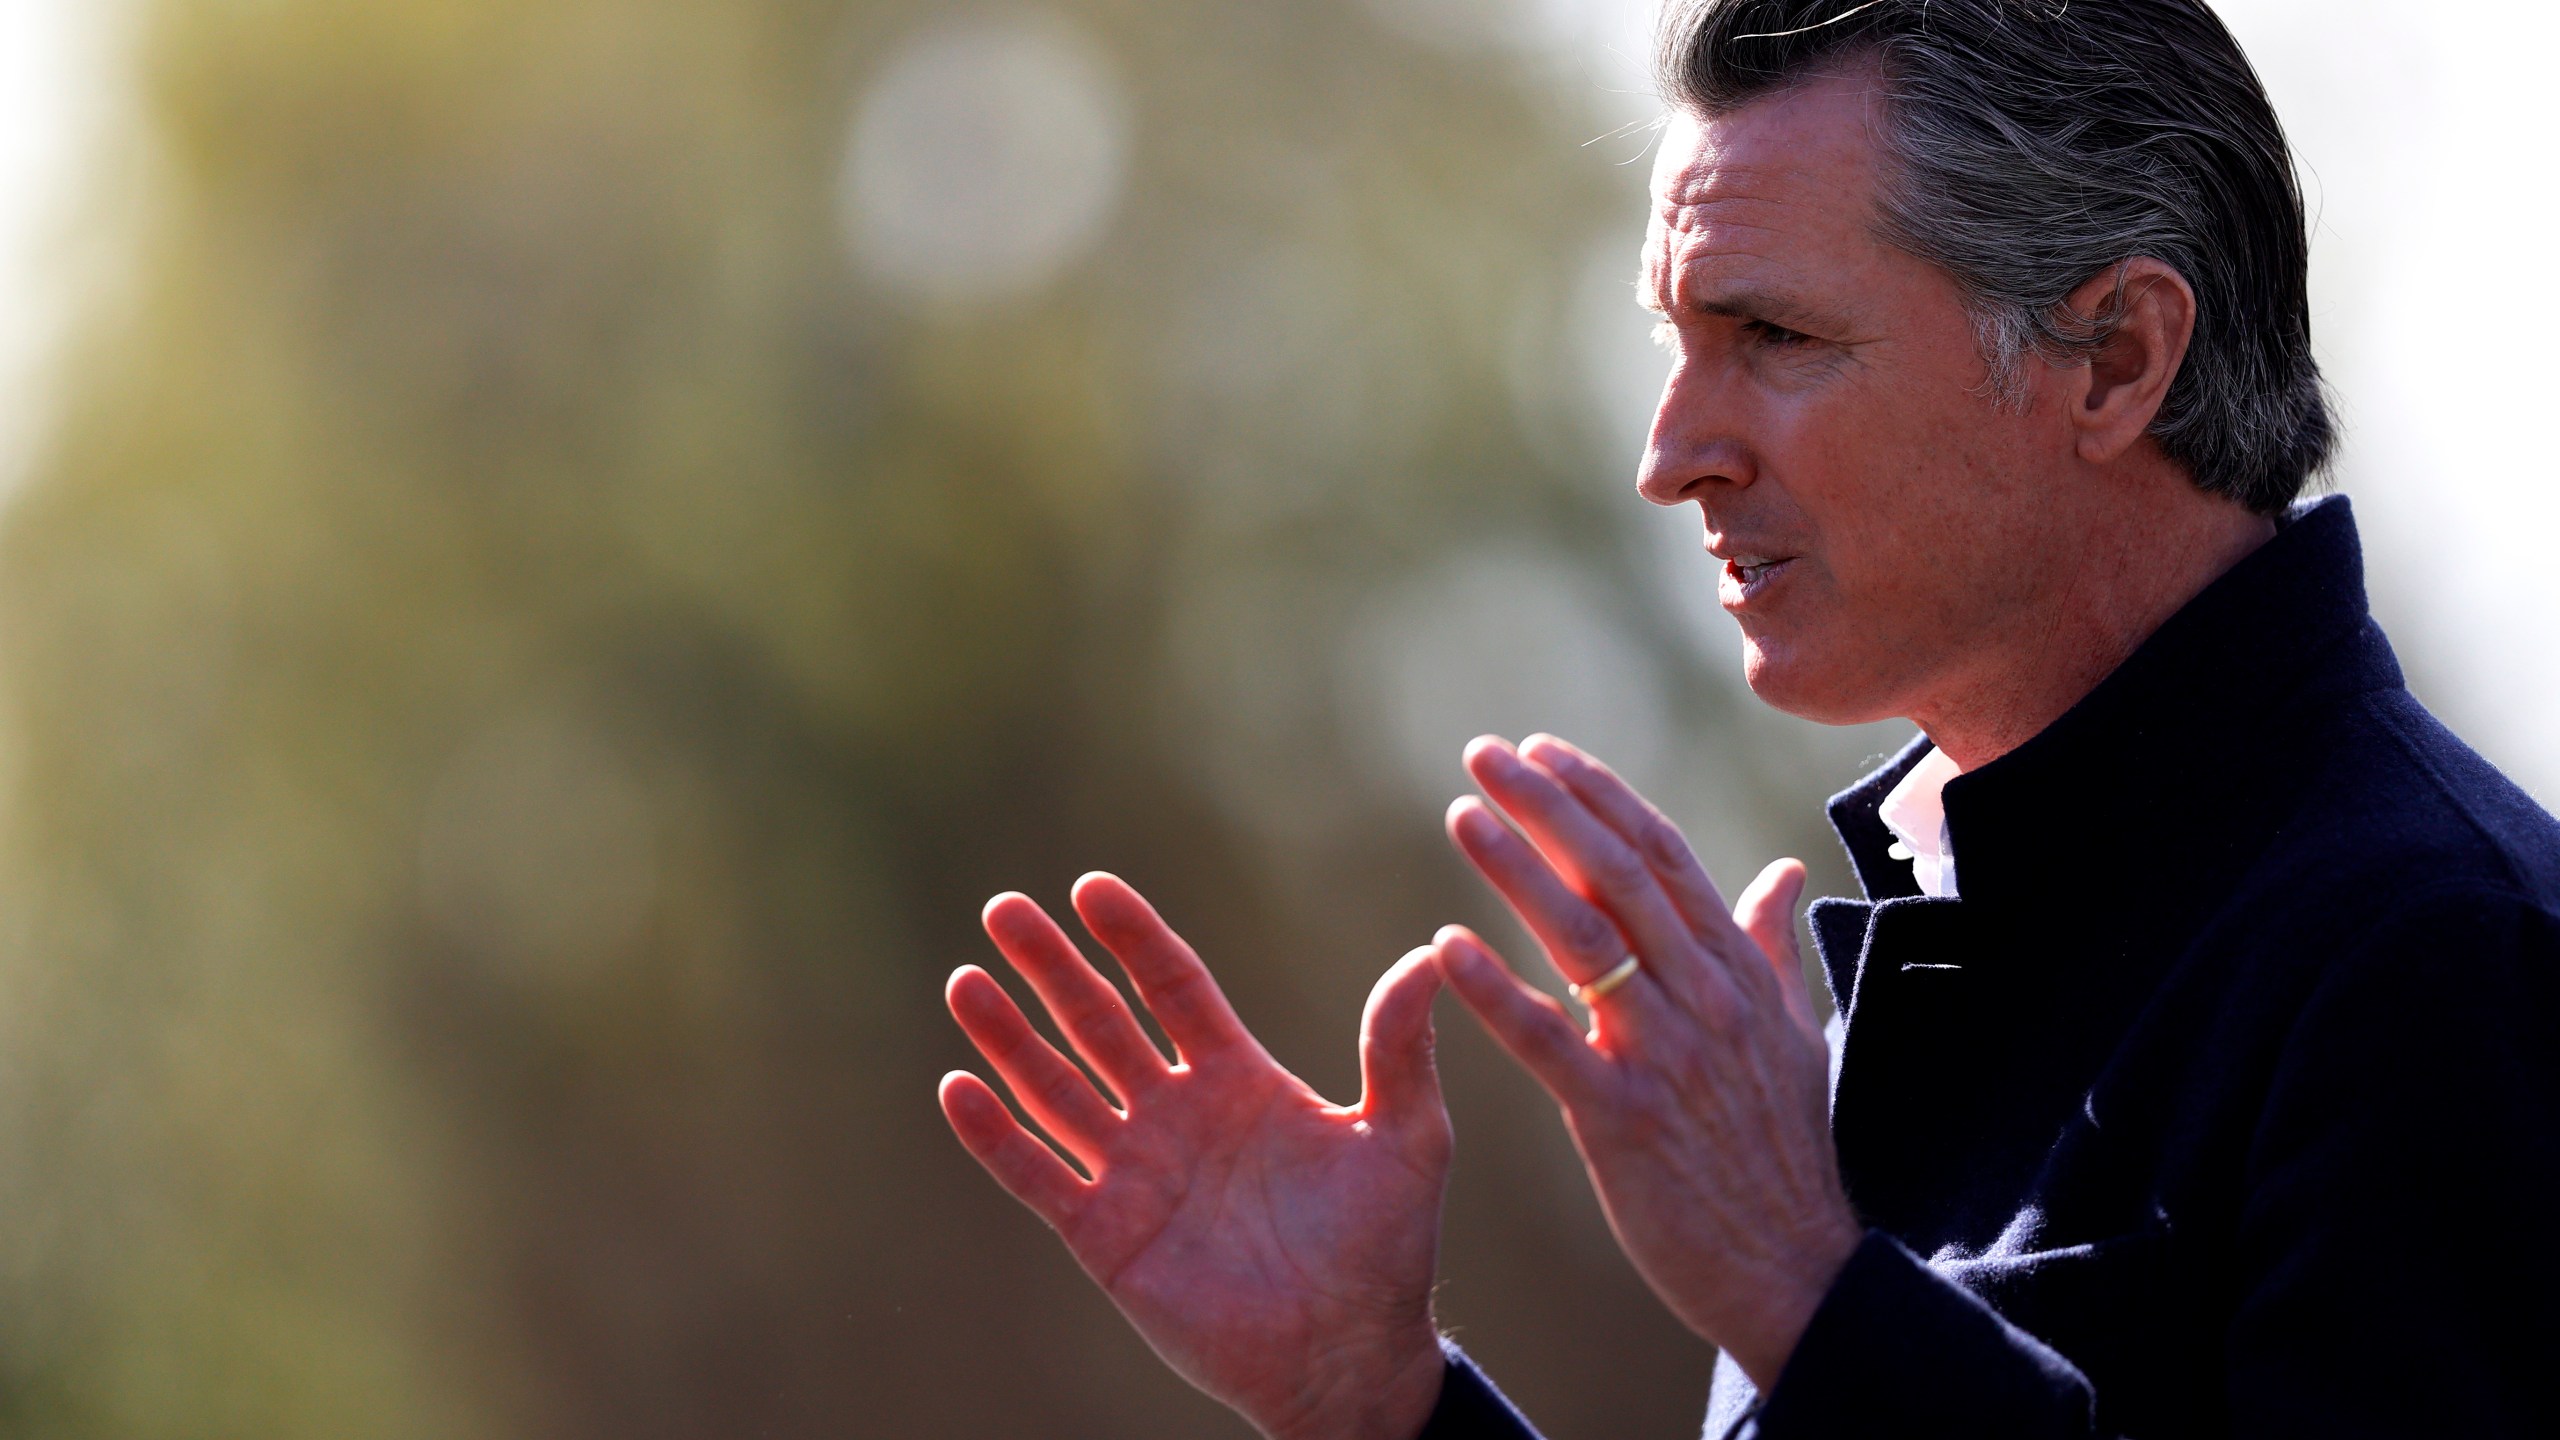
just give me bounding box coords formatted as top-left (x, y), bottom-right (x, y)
top-left (1910, 484), bottom-right (2278, 772)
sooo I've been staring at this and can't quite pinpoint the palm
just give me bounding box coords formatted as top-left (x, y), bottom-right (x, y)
top-left (1078, 1055), bottom-right (1442, 1408)
top-left (941, 874), bottom-right (1450, 1438)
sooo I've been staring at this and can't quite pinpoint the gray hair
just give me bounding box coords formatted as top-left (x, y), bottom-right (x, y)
top-left (1657, 0), bottom-right (2334, 512)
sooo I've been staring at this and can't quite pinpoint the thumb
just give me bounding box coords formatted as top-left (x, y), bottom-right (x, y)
top-left (1735, 858), bottom-right (1816, 1035)
top-left (1359, 946), bottom-right (1450, 1157)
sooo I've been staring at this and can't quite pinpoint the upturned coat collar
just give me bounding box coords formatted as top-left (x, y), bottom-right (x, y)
top-left (1812, 495), bottom-right (2404, 1011)
top-left (1798, 495), bottom-right (2414, 1248)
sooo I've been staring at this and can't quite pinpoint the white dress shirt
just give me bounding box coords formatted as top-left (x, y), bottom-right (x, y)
top-left (1878, 745), bottom-right (1963, 899)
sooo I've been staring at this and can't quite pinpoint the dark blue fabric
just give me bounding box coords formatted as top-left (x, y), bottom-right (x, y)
top-left (1415, 497), bottom-right (2560, 1438)
top-left (1414, 1337), bottom-right (1540, 1439)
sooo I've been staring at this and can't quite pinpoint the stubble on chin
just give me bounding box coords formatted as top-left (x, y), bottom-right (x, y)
top-left (1737, 629), bottom-right (1909, 728)
top-left (1737, 634), bottom-right (1814, 717)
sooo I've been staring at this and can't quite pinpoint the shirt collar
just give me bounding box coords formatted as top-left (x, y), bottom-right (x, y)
top-left (1878, 746), bottom-right (1963, 898)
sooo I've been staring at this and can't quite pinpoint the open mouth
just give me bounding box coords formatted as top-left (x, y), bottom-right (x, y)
top-left (1723, 555), bottom-right (1796, 599)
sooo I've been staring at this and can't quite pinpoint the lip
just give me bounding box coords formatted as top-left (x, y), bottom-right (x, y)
top-left (1717, 554), bottom-right (1798, 611)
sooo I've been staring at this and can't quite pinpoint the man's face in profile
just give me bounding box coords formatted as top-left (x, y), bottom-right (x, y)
top-left (1639, 73), bottom-right (2101, 728)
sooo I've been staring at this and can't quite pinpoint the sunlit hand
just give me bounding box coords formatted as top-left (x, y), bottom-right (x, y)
top-left (1432, 734), bottom-right (1861, 1390)
top-left (939, 872), bottom-right (1451, 1440)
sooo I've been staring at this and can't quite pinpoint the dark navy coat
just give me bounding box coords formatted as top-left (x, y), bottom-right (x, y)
top-left (1420, 497), bottom-right (2560, 1438)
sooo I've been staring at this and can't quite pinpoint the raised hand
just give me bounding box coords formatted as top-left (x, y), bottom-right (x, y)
top-left (939, 872), bottom-right (1451, 1440)
top-left (1432, 734), bottom-right (1862, 1390)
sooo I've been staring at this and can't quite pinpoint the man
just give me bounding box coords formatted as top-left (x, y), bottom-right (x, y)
top-left (937, 1), bottom-right (2560, 1435)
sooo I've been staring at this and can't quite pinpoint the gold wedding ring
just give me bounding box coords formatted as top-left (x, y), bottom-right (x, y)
top-left (1570, 955), bottom-right (1643, 1004)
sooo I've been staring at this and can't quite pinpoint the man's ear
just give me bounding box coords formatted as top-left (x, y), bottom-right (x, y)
top-left (2064, 257), bottom-right (2196, 465)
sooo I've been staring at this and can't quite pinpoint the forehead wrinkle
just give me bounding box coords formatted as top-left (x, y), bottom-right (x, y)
top-left (1652, 186), bottom-right (1815, 276)
top-left (1644, 175), bottom-right (1878, 331)
top-left (1647, 221), bottom-right (1792, 311)
top-left (1652, 152), bottom-right (1835, 209)
top-left (1642, 200), bottom-right (1784, 280)
top-left (1654, 202), bottom-right (1785, 239)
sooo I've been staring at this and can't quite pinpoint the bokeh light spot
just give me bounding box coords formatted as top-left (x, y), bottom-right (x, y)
top-left (840, 10), bottom-right (1131, 305)
top-left (1343, 545), bottom-right (1672, 806)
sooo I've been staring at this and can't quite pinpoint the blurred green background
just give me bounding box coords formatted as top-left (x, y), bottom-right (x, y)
top-left (0, 1), bottom-right (1913, 1435)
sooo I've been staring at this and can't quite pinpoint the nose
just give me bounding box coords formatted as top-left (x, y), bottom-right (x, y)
top-left (1635, 358), bottom-right (1757, 507)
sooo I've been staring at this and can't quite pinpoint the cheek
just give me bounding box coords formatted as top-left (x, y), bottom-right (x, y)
top-left (1765, 401), bottom-right (1956, 595)
top-left (1789, 383), bottom-right (2050, 606)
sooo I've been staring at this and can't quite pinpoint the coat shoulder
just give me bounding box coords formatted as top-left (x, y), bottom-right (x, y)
top-left (2267, 688), bottom-right (2560, 915)
top-left (2209, 687), bottom-right (2560, 1010)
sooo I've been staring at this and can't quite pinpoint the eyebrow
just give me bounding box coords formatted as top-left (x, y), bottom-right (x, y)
top-left (1639, 277), bottom-right (1861, 337)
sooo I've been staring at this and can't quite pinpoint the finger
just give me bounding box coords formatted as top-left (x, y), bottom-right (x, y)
top-left (983, 892), bottom-right (1167, 1101)
top-left (1359, 946), bottom-right (1449, 1155)
top-left (1506, 734), bottom-right (1773, 1019)
top-left (1445, 796), bottom-right (1648, 999)
top-left (1430, 926), bottom-right (1609, 1103)
top-left (1734, 858), bottom-right (1818, 1035)
top-left (1445, 791), bottom-right (1705, 1040)
top-left (1517, 733), bottom-right (1748, 954)
top-left (1463, 738), bottom-right (1718, 1003)
top-left (940, 1070), bottom-right (1089, 1230)
top-left (1070, 873), bottom-right (1258, 1064)
top-left (945, 966), bottom-right (1123, 1156)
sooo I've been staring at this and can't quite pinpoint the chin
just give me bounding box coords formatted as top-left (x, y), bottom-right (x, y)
top-left (1739, 636), bottom-right (1903, 727)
